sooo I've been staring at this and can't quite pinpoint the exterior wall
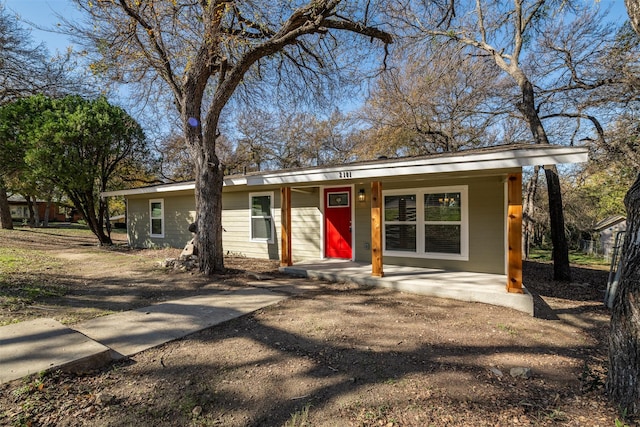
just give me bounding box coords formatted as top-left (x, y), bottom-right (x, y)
top-left (352, 174), bottom-right (507, 274)
top-left (221, 187), bottom-right (322, 261)
top-left (125, 186), bottom-right (322, 262)
top-left (9, 204), bottom-right (31, 220)
top-left (9, 202), bottom-right (72, 222)
top-left (123, 171), bottom-right (510, 275)
top-left (353, 186), bottom-right (372, 263)
top-left (221, 190), bottom-right (281, 259)
top-left (290, 188), bottom-right (322, 261)
top-left (599, 221), bottom-right (627, 260)
top-left (127, 192), bottom-right (195, 248)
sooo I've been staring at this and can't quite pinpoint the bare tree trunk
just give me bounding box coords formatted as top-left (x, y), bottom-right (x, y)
top-left (517, 79), bottom-right (571, 281)
top-left (93, 194), bottom-right (112, 245)
top-left (103, 197), bottom-right (111, 240)
top-left (0, 181), bottom-right (13, 230)
top-left (68, 191), bottom-right (112, 245)
top-left (33, 200), bottom-right (40, 227)
top-left (607, 172), bottom-right (640, 416)
top-left (609, 1), bottom-right (640, 417)
top-left (544, 165), bottom-right (571, 281)
top-left (523, 165), bottom-right (540, 259)
top-left (193, 140), bottom-right (225, 274)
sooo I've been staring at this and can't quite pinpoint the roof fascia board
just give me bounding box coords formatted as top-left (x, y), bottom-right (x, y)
top-left (102, 182), bottom-right (195, 197)
top-left (101, 147), bottom-right (588, 196)
top-left (247, 148), bottom-right (589, 186)
top-left (223, 176), bottom-right (248, 186)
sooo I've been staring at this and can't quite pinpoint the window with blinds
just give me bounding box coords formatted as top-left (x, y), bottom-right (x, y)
top-left (383, 186), bottom-right (468, 260)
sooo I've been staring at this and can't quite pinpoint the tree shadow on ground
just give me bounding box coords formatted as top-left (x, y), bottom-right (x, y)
top-left (103, 282), bottom-right (614, 426)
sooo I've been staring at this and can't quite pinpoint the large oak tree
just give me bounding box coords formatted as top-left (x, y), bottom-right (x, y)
top-left (420, 0), bottom-right (577, 280)
top-left (69, 0), bottom-right (392, 274)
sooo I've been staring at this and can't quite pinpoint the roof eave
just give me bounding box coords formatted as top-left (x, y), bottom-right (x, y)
top-left (101, 182), bottom-right (196, 197)
top-left (100, 146), bottom-right (588, 196)
top-left (247, 147), bottom-right (589, 186)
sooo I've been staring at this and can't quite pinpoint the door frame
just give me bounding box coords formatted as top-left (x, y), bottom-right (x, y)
top-left (321, 184), bottom-right (355, 260)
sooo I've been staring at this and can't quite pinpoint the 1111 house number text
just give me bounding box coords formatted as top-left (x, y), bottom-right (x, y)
top-left (338, 171), bottom-right (352, 178)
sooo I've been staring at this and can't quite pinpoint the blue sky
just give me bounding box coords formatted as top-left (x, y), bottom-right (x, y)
top-left (5, 0), bottom-right (82, 54)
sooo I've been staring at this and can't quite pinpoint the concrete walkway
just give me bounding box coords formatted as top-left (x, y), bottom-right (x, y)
top-left (0, 287), bottom-right (287, 384)
top-left (1, 263), bottom-right (534, 384)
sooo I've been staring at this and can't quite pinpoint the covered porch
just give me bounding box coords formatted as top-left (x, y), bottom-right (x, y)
top-left (280, 259), bottom-right (534, 315)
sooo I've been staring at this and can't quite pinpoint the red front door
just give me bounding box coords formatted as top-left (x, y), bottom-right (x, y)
top-left (324, 187), bottom-right (352, 259)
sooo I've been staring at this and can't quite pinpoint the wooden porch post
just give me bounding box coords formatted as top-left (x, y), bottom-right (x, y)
top-left (280, 186), bottom-right (292, 267)
top-left (371, 181), bottom-right (384, 277)
top-left (507, 173), bottom-right (523, 293)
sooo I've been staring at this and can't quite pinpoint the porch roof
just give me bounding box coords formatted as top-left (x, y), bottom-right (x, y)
top-left (102, 143), bottom-right (588, 197)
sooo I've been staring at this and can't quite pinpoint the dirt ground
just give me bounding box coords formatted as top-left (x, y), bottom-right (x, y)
top-left (0, 227), bottom-right (625, 426)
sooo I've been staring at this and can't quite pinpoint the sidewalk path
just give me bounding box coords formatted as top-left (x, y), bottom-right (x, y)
top-left (0, 286), bottom-right (287, 384)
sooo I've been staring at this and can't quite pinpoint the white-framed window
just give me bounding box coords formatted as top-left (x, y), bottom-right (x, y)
top-left (149, 199), bottom-right (165, 238)
top-left (383, 186), bottom-right (468, 260)
top-left (250, 192), bottom-right (274, 243)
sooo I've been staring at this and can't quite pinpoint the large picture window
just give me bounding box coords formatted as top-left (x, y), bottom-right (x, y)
top-left (250, 192), bottom-right (274, 243)
top-left (149, 199), bottom-right (164, 238)
top-left (383, 186), bottom-right (468, 260)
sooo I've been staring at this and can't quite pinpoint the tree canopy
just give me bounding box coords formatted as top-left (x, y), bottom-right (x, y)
top-left (67, 0), bottom-right (393, 274)
top-left (0, 95), bottom-right (150, 243)
top-left (0, 3), bottom-right (100, 229)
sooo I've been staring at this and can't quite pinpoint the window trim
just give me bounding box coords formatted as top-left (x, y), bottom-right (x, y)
top-left (149, 198), bottom-right (165, 238)
top-left (383, 185), bottom-right (468, 261)
top-left (249, 191), bottom-right (275, 244)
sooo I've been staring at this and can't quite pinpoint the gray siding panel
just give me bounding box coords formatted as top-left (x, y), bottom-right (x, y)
top-left (291, 189), bottom-right (322, 261)
top-left (353, 175), bottom-right (506, 274)
top-left (353, 186), bottom-right (371, 263)
top-left (221, 191), bottom-right (281, 259)
top-left (127, 194), bottom-right (195, 249)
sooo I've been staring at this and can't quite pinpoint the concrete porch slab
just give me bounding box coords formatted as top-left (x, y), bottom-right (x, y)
top-left (281, 260), bottom-right (534, 315)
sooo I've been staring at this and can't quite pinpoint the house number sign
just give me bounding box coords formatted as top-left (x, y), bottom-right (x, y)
top-left (338, 171), bottom-right (352, 178)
